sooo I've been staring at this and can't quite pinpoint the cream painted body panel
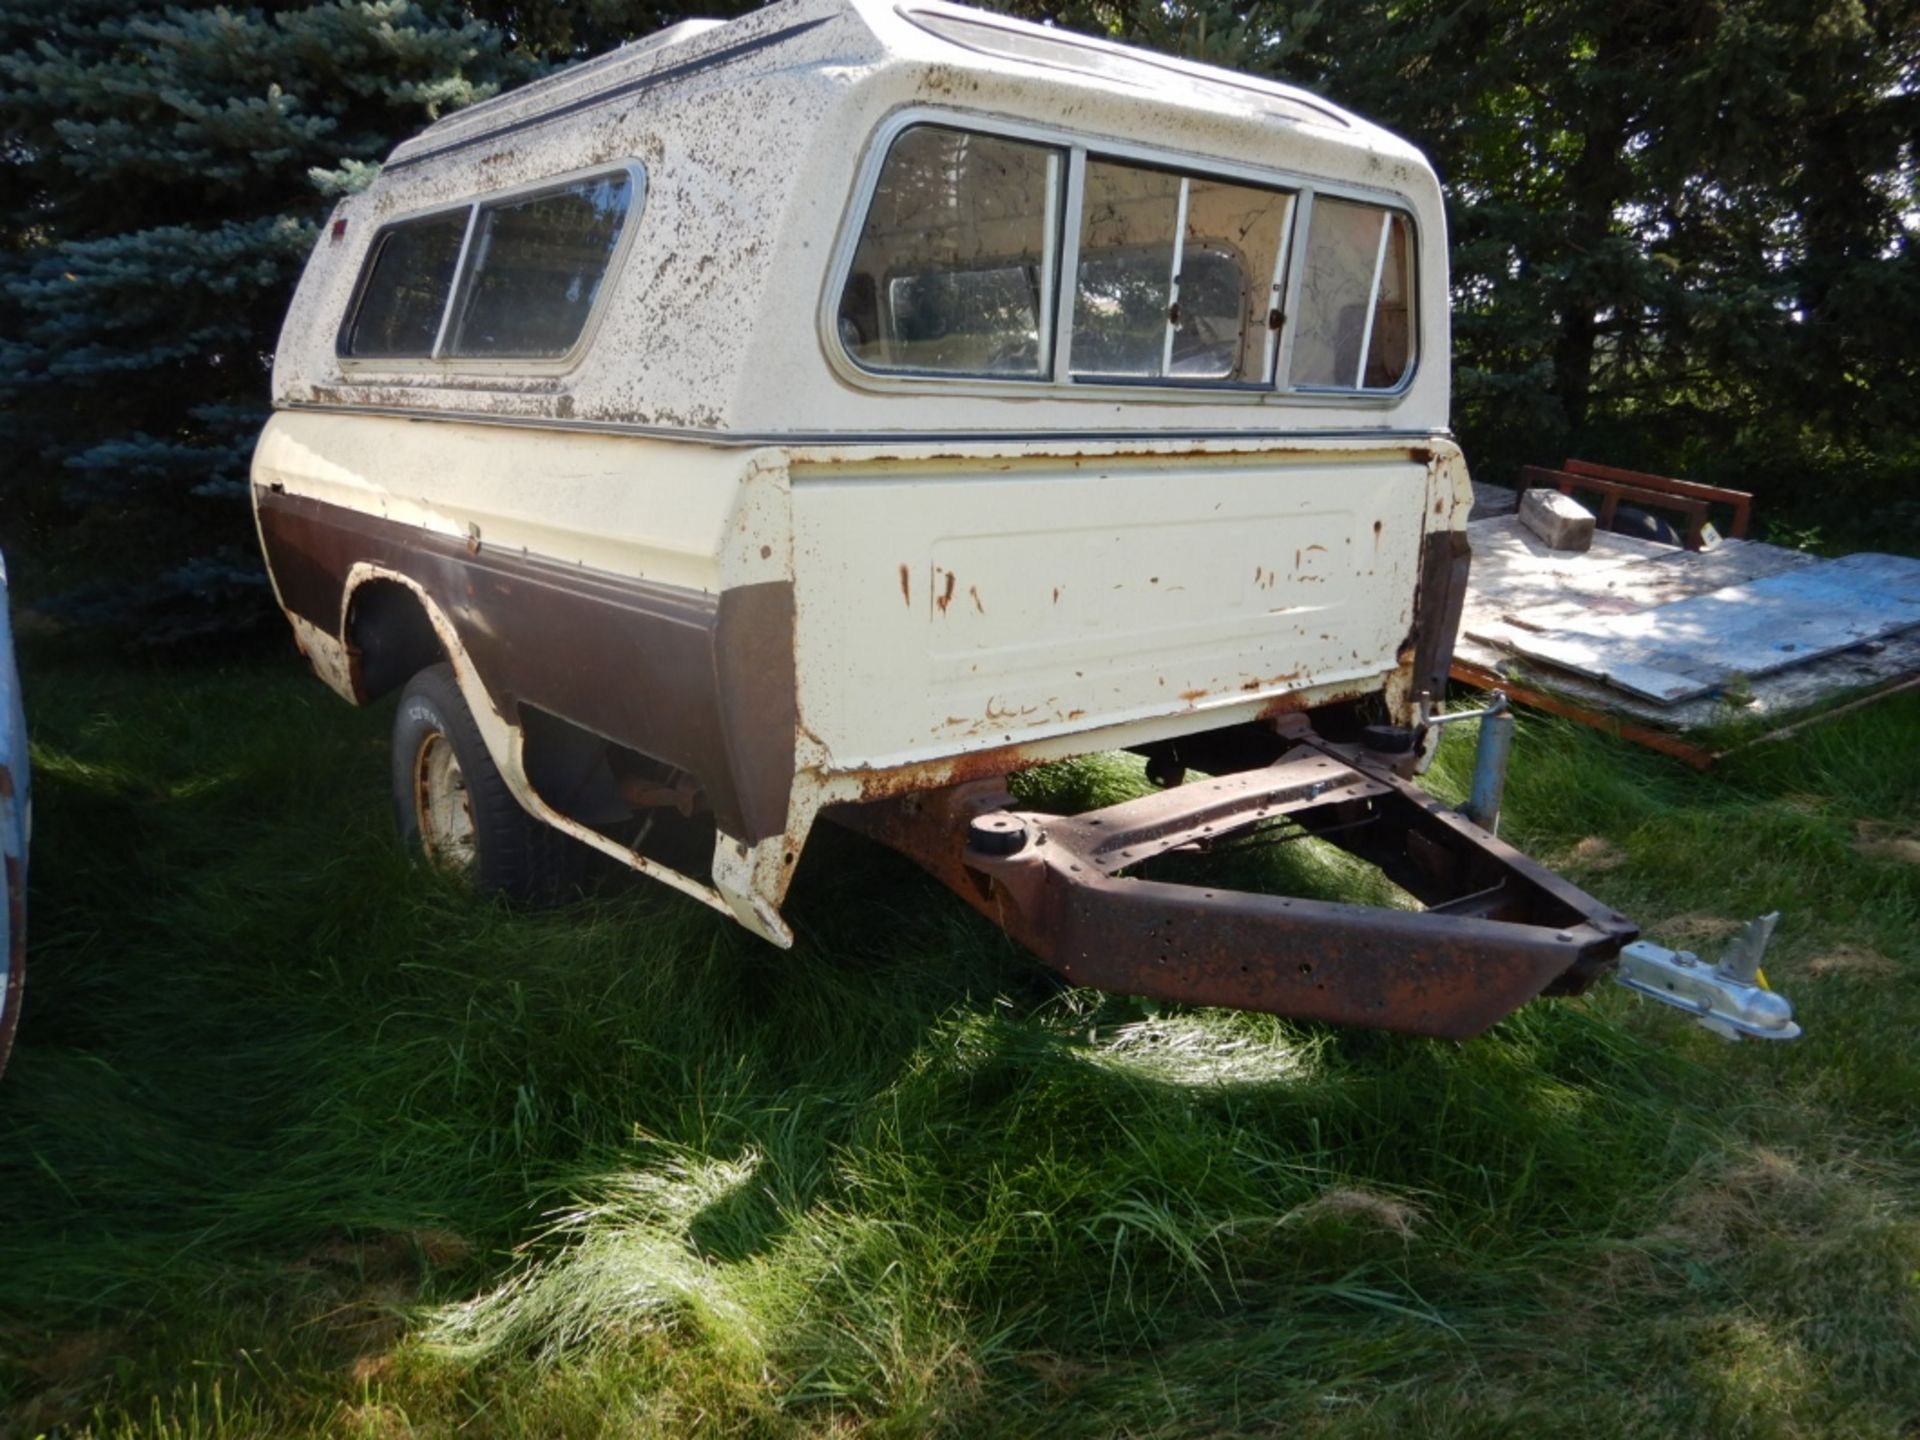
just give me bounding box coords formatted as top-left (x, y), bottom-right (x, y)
top-left (788, 441), bottom-right (1438, 771)
top-left (253, 412), bottom-right (1468, 943)
top-left (253, 411), bottom-right (790, 600)
top-left (256, 410), bottom-right (1458, 776)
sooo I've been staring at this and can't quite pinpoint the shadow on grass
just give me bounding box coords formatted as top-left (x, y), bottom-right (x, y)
top-left (2, 649), bottom-right (1915, 1437)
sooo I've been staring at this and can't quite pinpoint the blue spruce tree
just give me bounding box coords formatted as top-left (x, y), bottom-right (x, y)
top-left (0, 0), bottom-right (537, 643)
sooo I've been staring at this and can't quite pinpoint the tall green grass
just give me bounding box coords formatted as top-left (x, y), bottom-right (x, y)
top-left (1, 647), bottom-right (1915, 1438)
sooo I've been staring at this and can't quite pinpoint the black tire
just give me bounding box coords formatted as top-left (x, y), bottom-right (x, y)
top-left (392, 662), bottom-right (580, 904)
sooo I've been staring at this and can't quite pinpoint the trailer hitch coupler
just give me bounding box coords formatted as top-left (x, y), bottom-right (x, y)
top-left (1615, 913), bottom-right (1801, 1041)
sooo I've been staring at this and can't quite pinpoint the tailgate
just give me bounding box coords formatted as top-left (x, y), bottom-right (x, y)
top-left (789, 440), bottom-right (1450, 771)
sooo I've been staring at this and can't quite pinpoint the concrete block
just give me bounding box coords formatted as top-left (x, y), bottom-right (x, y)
top-left (1519, 488), bottom-right (1596, 551)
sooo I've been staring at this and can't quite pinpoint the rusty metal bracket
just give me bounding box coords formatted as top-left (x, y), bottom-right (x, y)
top-left (833, 730), bottom-right (1637, 1040)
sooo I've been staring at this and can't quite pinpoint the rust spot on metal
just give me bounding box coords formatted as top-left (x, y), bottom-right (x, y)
top-left (833, 732), bottom-right (1637, 1039)
top-left (936, 570), bottom-right (956, 614)
top-left (969, 584), bottom-right (985, 614)
top-left (760, 544), bottom-right (772, 559)
top-left (839, 736), bottom-right (1051, 802)
top-left (1257, 690), bottom-right (1314, 718)
top-left (899, 563), bottom-right (912, 607)
top-left (1180, 688), bottom-right (1209, 702)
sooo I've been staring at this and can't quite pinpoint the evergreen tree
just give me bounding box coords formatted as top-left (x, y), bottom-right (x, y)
top-left (1012, 0), bottom-right (1920, 542)
top-left (3, 0), bottom-right (1914, 643)
top-left (0, 0), bottom-right (537, 642)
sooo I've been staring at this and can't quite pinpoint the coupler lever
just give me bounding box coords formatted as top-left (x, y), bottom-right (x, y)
top-left (1614, 912), bottom-right (1801, 1041)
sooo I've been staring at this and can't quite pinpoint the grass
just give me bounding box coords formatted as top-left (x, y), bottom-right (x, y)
top-left (0, 643), bottom-right (1915, 1438)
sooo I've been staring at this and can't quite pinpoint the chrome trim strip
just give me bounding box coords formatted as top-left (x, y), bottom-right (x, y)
top-left (276, 400), bottom-right (1451, 450)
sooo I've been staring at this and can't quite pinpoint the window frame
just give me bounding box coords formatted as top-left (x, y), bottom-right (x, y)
top-left (820, 109), bottom-right (1421, 405)
top-left (841, 126), bottom-right (1069, 382)
top-left (1282, 191), bottom-right (1419, 395)
top-left (336, 160), bottom-right (647, 376)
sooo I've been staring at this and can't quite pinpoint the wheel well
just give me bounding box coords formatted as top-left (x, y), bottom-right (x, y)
top-left (346, 580), bottom-right (445, 703)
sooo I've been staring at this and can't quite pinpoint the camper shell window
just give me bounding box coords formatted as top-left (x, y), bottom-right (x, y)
top-left (833, 119), bottom-right (1415, 398)
top-left (339, 167), bottom-right (640, 366)
top-left (1069, 159), bottom-right (1293, 384)
top-left (342, 209), bottom-right (468, 360)
top-left (1288, 197), bottom-right (1414, 391)
top-left (838, 127), bottom-right (1064, 378)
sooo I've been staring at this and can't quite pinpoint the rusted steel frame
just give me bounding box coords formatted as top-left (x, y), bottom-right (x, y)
top-left (1450, 658), bottom-right (1719, 769)
top-left (1562, 458), bottom-right (1753, 539)
top-left (1453, 661), bottom-right (1920, 771)
top-left (1034, 750), bottom-right (1390, 872)
top-left (834, 741), bottom-right (1637, 1040)
top-left (1519, 466), bottom-right (1711, 549)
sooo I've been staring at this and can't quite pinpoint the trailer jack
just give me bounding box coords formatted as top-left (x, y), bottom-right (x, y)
top-left (835, 718), bottom-right (1654, 1040)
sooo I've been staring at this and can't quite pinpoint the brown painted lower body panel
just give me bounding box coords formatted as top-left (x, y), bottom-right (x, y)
top-left (1412, 527), bottom-right (1472, 702)
top-left (255, 487), bottom-right (796, 842)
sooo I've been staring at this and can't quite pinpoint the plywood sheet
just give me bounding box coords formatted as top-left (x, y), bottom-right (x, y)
top-left (1476, 553), bottom-right (1920, 704)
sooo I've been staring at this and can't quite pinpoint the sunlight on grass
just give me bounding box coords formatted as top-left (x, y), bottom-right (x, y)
top-left (27, 741), bottom-right (144, 795)
top-left (429, 1145), bottom-right (768, 1364)
top-left (1082, 1015), bottom-right (1323, 1087)
top-left (2, 656), bottom-right (1916, 1438)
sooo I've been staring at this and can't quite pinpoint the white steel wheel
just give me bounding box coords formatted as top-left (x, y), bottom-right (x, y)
top-left (412, 728), bottom-right (477, 872)
top-left (391, 662), bottom-right (580, 904)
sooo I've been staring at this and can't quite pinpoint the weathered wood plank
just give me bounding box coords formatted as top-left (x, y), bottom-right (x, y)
top-left (1482, 553), bottom-right (1920, 704)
